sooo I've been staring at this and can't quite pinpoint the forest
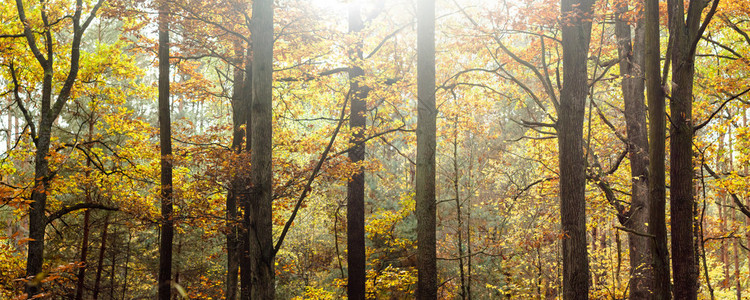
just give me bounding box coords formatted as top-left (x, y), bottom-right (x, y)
top-left (1, 0), bottom-right (749, 298)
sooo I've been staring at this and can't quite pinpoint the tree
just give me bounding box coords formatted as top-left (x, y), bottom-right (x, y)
top-left (416, 0), bottom-right (437, 298)
top-left (558, 0), bottom-right (593, 297)
top-left (8, 0), bottom-right (104, 296)
top-left (347, 2), bottom-right (369, 299)
top-left (226, 40), bottom-right (249, 300)
top-left (613, 1), bottom-right (653, 298)
top-left (246, 0), bottom-right (275, 297)
top-left (157, 1), bottom-right (174, 298)
top-left (666, 0), bottom-right (719, 297)
top-left (644, 0), bottom-right (671, 296)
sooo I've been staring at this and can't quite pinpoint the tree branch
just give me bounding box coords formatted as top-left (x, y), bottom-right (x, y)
top-left (702, 164), bottom-right (750, 218)
top-left (693, 86), bottom-right (750, 131)
top-left (46, 203), bottom-right (119, 224)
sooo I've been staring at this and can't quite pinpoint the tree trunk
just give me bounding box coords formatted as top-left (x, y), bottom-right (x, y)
top-left (122, 229), bottom-right (131, 300)
top-left (466, 154), bottom-right (472, 300)
top-left (718, 133), bottom-right (728, 288)
top-left (728, 128), bottom-right (742, 299)
top-left (74, 209), bottom-right (91, 300)
top-left (14, 0), bottom-right (98, 294)
top-left (76, 120), bottom-right (95, 300)
top-left (5, 107), bottom-right (10, 150)
top-left (24, 48), bottom-right (55, 300)
top-left (416, 0), bottom-right (437, 298)
top-left (93, 215), bottom-right (110, 300)
top-left (645, 0), bottom-right (671, 296)
top-left (347, 2), bottom-right (369, 299)
top-left (157, 1), bottom-right (174, 299)
top-left (666, 0), bottom-right (718, 296)
top-left (109, 227), bottom-right (117, 299)
top-left (247, 0), bottom-right (275, 298)
top-left (614, 3), bottom-right (653, 299)
top-left (226, 41), bottom-right (247, 300)
top-left (452, 120), bottom-right (466, 300)
top-left (558, 0), bottom-right (593, 297)
top-left (239, 46), bottom-right (253, 300)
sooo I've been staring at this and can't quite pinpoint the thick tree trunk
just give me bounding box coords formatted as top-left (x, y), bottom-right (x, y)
top-left (614, 4), bottom-right (653, 299)
top-left (645, 0), bottom-right (671, 297)
top-left (347, 3), bottom-right (369, 299)
top-left (157, 2), bottom-right (174, 299)
top-left (247, 0), bottom-right (275, 298)
top-left (558, 0), bottom-right (593, 298)
top-left (24, 70), bottom-right (54, 298)
top-left (416, 0), bottom-right (437, 298)
top-left (665, 0), bottom-right (717, 296)
top-left (669, 41), bottom-right (697, 298)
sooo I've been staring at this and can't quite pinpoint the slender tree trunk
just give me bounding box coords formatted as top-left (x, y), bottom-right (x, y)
top-left (727, 128), bottom-right (742, 299)
top-left (5, 108), bottom-right (10, 150)
top-left (248, 0), bottom-right (275, 297)
top-left (239, 46), bottom-right (253, 300)
top-left (157, 2), bottom-right (174, 299)
top-left (74, 209), bottom-right (91, 300)
top-left (452, 121), bottom-right (466, 300)
top-left (614, 3), bottom-right (653, 299)
top-left (93, 215), bottom-right (110, 300)
top-left (645, 0), bottom-right (671, 296)
top-left (718, 133), bottom-right (728, 288)
top-left (466, 156), bottom-right (472, 300)
top-left (109, 228), bottom-right (117, 299)
top-left (226, 41), bottom-right (247, 300)
top-left (733, 210), bottom-right (741, 300)
top-left (347, 2), bottom-right (369, 299)
top-left (122, 229), bottom-right (131, 300)
top-left (558, 0), bottom-right (593, 297)
top-left (75, 120), bottom-right (95, 300)
top-left (416, 0), bottom-right (437, 298)
top-left (466, 187), bottom-right (472, 300)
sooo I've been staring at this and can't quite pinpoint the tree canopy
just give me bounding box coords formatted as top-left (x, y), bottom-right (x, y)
top-left (1, 0), bottom-right (749, 299)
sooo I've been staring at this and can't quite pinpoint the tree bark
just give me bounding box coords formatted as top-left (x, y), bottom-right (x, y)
top-left (558, 0), bottom-right (593, 297)
top-left (226, 41), bottom-right (247, 300)
top-left (75, 120), bottom-right (95, 300)
top-left (452, 124), bottom-right (466, 300)
top-left (644, 0), bottom-right (671, 297)
top-left (93, 215), bottom-right (110, 300)
top-left (347, 3), bottom-right (369, 299)
top-left (110, 227), bottom-right (118, 299)
top-left (239, 46), bottom-right (253, 300)
top-left (122, 230), bottom-right (131, 300)
top-left (74, 209), bottom-right (91, 300)
top-left (416, 0), bottom-right (437, 298)
top-left (613, 3), bottom-right (653, 299)
top-left (666, 0), bottom-right (718, 297)
top-left (247, 0), bottom-right (275, 298)
top-left (157, 1), bottom-right (174, 299)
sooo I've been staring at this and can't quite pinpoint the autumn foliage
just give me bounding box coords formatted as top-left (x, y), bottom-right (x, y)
top-left (1, 0), bottom-right (749, 299)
